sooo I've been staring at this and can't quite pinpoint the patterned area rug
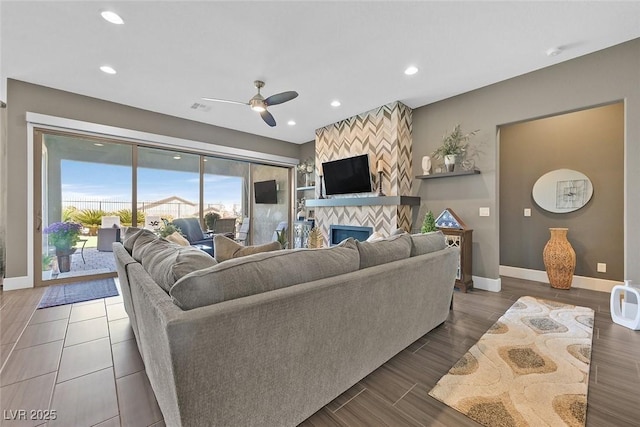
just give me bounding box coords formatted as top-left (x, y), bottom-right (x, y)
top-left (429, 296), bottom-right (594, 427)
top-left (38, 278), bottom-right (119, 309)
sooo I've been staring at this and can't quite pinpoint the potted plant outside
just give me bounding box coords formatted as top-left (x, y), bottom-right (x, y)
top-left (42, 253), bottom-right (54, 280)
top-left (204, 212), bottom-right (220, 232)
top-left (44, 221), bottom-right (82, 272)
top-left (432, 124), bottom-right (478, 172)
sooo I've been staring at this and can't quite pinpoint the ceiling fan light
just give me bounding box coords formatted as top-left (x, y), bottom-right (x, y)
top-left (250, 98), bottom-right (266, 112)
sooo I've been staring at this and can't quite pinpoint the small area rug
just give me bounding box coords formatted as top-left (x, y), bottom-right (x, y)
top-left (429, 296), bottom-right (594, 427)
top-left (38, 278), bottom-right (119, 309)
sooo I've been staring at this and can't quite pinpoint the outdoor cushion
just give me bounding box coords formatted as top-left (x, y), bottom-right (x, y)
top-left (214, 234), bottom-right (281, 262)
top-left (355, 233), bottom-right (412, 269)
top-left (410, 231), bottom-right (447, 257)
top-left (170, 238), bottom-right (359, 310)
top-left (140, 238), bottom-right (217, 293)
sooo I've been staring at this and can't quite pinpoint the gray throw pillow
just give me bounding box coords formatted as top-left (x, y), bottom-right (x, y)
top-left (122, 227), bottom-right (143, 253)
top-left (130, 229), bottom-right (160, 262)
top-left (410, 231), bottom-right (447, 256)
top-left (355, 233), bottom-right (412, 269)
top-left (170, 238), bottom-right (360, 310)
top-left (214, 234), bottom-right (281, 262)
top-left (140, 238), bottom-right (217, 293)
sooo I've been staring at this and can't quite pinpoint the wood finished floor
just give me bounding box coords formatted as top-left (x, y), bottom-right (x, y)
top-left (1, 277), bottom-right (639, 426)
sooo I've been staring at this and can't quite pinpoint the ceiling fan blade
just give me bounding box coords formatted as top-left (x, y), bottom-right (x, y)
top-left (201, 97), bottom-right (248, 106)
top-left (260, 110), bottom-right (276, 127)
top-left (264, 91), bottom-right (298, 106)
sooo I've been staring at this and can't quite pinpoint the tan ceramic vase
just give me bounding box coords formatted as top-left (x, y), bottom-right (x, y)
top-left (543, 228), bottom-right (576, 289)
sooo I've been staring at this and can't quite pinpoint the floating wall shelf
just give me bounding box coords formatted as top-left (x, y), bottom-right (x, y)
top-left (305, 196), bottom-right (420, 208)
top-left (416, 169), bottom-right (481, 179)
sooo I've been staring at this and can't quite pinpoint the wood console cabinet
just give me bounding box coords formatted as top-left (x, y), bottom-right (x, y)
top-left (439, 228), bottom-right (473, 292)
top-left (435, 208), bottom-right (473, 292)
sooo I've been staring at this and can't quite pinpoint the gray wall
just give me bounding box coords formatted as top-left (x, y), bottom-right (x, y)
top-left (412, 38), bottom-right (639, 282)
top-left (5, 79), bottom-right (300, 278)
top-left (500, 103), bottom-right (624, 280)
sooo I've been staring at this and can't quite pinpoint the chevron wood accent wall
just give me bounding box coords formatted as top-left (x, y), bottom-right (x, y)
top-left (314, 101), bottom-right (414, 244)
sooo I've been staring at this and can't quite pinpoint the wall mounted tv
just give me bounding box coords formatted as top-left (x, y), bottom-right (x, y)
top-left (322, 154), bottom-right (373, 196)
top-left (254, 180), bottom-right (278, 204)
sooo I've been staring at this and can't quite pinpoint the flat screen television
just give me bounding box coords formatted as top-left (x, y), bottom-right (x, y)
top-left (322, 154), bottom-right (373, 195)
top-left (254, 180), bottom-right (277, 204)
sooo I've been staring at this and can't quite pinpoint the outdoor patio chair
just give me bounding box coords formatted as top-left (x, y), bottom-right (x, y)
top-left (171, 218), bottom-right (214, 255)
top-left (97, 216), bottom-right (121, 252)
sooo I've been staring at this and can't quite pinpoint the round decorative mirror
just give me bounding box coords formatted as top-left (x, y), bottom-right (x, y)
top-left (532, 169), bottom-right (593, 213)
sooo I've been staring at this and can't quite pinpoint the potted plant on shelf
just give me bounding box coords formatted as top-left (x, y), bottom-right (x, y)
top-left (44, 221), bottom-right (82, 272)
top-left (432, 124), bottom-right (478, 172)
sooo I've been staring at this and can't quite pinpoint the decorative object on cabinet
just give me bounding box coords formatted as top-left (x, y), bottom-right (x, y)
top-left (307, 226), bottom-right (324, 248)
top-left (432, 124), bottom-right (479, 173)
top-left (294, 220), bottom-right (315, 248)
top-left (421, 211), bottom-right (437, 233)
top-left (532, 169), bottom-right (593, 214)
top-left (421, 156), bottom-right (432, 175)
top-left (435, 208), bottom-right (473, 292)
top-left (543, 227), bottom-right (576, 289)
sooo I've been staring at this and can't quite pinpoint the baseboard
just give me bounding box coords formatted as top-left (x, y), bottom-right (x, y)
top-left (2, 276), bottom-right (34, 291)
top-left (472, 276), bottom-right (501, 292)
top-left (499, 265), bottom-right (618, 293)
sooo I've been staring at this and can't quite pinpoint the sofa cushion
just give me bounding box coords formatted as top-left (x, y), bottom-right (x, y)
top-left (170, 238), bottom-right (359, 310)
top-left (140, 238), bottom-right (217, 293)
top-left (410, 231), bottom-right (447, 257)
top-left (122, 227), bottom-right (142, 253)
top-left (355, 233), bottom-right (412, 269)
top-left (214, 234), bottom-right (282, 262)
top-left (166, 231), bottom-right (190, 246)
top-left (129, 229), bottom-right (160, 261)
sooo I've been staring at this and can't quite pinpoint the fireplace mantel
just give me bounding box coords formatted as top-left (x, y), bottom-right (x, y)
top-left (305, 196), bottom-right (420, 208)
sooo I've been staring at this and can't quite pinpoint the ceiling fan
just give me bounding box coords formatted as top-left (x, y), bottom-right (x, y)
top-left (202, 80), bottom-right (298, 127)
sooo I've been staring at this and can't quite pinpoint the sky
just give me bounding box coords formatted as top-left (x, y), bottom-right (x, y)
top-left (60, 160), bottom-right (243, 210)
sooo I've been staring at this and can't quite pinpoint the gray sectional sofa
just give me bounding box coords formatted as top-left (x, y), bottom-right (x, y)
top-left (113, 229), bottom-right (459, 427)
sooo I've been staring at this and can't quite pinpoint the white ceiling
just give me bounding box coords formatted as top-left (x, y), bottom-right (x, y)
top-left (2, 1), bottom-right (639, 144)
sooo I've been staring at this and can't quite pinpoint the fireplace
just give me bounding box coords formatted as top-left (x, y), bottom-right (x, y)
top-left (329, 225), bottom-right (373, 245)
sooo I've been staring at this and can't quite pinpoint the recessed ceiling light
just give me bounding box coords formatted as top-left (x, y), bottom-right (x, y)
top-left (546, 47), bottom-right (562, 57)
top-left (93, 143), bottom-right (104, 147)
top-left (330, 100), bottom-right (341, 107)
top-left (101, 11), bottom-right (124, 25)
top-left (404, 66), bottom-right (419, 75)
top-left (100, 65), bottom-right (117, 74)
top-left (287, 120), bottom-right (296, 126)
top-left (173, 155), bottom-right (181, 160)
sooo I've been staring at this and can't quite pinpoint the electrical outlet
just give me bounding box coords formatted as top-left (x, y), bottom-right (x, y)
top-left (479, 207), bottom-right (490, 217)
top-left (597, 263), bottom-right (607, 273)
top-left (524, 208), bottom-right (531, 217)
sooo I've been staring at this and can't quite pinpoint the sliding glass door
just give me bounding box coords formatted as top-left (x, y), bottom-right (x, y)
top-left (35, 129), bottom-right (293, 286)
top-left (36, 131), bottom-right (132, 286)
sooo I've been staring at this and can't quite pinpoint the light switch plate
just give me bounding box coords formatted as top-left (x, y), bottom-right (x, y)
top-left (597, 263), bottom-right (607, 273)
top-left (479, 207), bottom-right (490, 217)
top-left (524, 208), bottom-right (531, 217)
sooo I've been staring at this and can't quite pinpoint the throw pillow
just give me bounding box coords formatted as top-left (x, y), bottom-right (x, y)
top-left (171, 238), bottom-right (360, 310)
top-left (166, 231), bottom-right (190, 246)
top-left (410, 231), bottom-right (447, 256)
top-left (130, 229), bottom-right (159, 261)
top-left (390, 228), bottom-right (407, 236)
top-left (355, 233), bottom-right (412, 269)
top-left (365, 231), bottom-right (385, 242)
top-left (122, 227), bottom-right (143, 252)
top-left (214, 234), bottom-right (281, 262)
top-left (140, 238), bottom-right (217, 293)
